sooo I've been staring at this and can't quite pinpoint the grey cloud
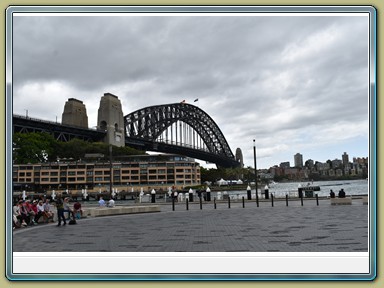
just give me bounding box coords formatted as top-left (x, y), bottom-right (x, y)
top-left (12, 13), bottom-right (370, 168)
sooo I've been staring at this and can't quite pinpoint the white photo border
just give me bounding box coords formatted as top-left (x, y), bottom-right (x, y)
top-left (5, 5), bottom-right (377, 281)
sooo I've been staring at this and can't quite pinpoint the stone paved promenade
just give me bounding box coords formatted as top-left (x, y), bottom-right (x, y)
top-left (12, 198), bottom-right (369, 252)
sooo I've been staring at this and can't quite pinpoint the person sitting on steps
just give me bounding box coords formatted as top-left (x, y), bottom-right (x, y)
top-left (338, 189), bottom-right (346, 198)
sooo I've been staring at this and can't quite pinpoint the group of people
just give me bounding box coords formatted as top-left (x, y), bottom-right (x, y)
top-left (13, 198), bottom-right (54, 228)
top-left (329, 189), bottom-right (346, 198)
top-left (98, 196), bottom-right (115, 207)
top-left (52, 196), bottom-right (84, 226)
top-left (13, 196), bottom-right (83, 229)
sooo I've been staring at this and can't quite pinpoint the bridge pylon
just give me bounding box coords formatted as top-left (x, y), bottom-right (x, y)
top-left (62, 98), bottom-right (89, 128)
top-left (97, 93), bottom-right (125, 147)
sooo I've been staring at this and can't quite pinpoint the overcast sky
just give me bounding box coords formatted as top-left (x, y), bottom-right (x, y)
top-left (11, 12), bottom-right (370, 169)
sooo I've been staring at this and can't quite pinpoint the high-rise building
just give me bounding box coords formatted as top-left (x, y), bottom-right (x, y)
top-left (342, 152), bottom-right (349, 167)
top-left (294, 153), bottom-right (303, 168)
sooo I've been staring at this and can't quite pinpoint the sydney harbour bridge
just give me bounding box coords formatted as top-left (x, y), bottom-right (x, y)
top-left (12, 93), bottom-right (243, 168)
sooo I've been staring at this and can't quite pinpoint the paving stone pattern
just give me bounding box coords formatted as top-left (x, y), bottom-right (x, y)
top-left (12, 199), bottom-right (368, 252)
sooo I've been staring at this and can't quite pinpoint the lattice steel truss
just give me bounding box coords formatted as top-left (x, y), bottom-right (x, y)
top-left (124, 103), bottom-right (238, 167)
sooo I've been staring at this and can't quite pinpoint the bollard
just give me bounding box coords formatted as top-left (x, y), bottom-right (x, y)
top-left (300, 193), bottom-right (304, 206)
top-left (298, 187), bottom-right (303, 199)
top-left (247, 186), bottom-right (252, 200)
top-left (214, 197), bottom-right (217, 209)
top-left (264, 186), bottom-right (269, 200)
top-left (242, 196), bottom-right (245, 208)
top-left (151, 189), bottom-right (156, 203)
top-left (200, 197), bottom-right (203, 210)
top-left (271, 194), bottom-right (274, 207)
top-left (206, 188), bottom-right (211, 202)
top-left (316, 194), bottom-right (319, 206)
top-left (186, 198), bottom-right (189, 210)
top-left (172, 197), bottom-right (175, 211)
top-left (285, 194), bottom-right (289, 206)
top-left (228, 197), bottom-right (231, 209)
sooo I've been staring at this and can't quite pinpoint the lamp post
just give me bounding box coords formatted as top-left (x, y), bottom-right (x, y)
top-left (109, 145), bottom-right (113, 199)
top-left (253, 139), bottom-right (259, 206)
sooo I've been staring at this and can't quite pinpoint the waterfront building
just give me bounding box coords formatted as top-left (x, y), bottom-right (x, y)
top-left (344, 166), bottom-right (351, 175)
top-left (331, 159), bottom-right (343, 169)
top-left (279, 162), bottom-right (290, 169)
top-left (335, 169), bottom-right (343, 177)
top-left (13, 154), bottom-right (201, 194)
top-left (269, 166), bottom-right (284, 177)
top-left (305, 159), bottom-right (314, 170)
top-left (283, 167), bottom-right (304, 180)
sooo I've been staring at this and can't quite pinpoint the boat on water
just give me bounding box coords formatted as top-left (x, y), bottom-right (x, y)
top-left (302, 186), bottom-right (320, 191)
top-left (300, 182), bottom-right (320, 191)
top-left (268, 181), bottom-right (278, 187)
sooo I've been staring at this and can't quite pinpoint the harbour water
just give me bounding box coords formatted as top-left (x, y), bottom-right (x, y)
top-left (210, 179), bottom-right (369, 200)
top-left (66, 179), bottom-right (369, 205)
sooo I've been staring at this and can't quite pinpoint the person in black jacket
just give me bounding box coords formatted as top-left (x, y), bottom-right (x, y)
top-left (55, 195), bottom-right (66, 226)
top-left (338, 189), bottom-right (346, 198)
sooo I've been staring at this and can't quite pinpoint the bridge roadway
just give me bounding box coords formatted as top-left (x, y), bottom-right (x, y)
top-left (13, 198), bottom-right (368, 253)
top-left (12, 114), bottom-right (240, 167)
top-left (126, 137), bottom-right (240, 167)
top-left (13, 114), bottom-right (106, 142)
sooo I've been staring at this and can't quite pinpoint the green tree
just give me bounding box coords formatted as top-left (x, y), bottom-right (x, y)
top-left (200, 167), bottom-right (250, 183)
top-left (13, 132), bottom-right (146, 164)
top-left (57, 140), bottom-right (146, 160)
top-left (13, 132), bottom-right (57, 164)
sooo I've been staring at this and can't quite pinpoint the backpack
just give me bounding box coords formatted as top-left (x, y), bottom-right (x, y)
top-left (68, 219), bottom-right (77, 225)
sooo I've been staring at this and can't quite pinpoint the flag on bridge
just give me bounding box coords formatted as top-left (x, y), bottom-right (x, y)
top-left (194, 98), bottom-right (199, 102)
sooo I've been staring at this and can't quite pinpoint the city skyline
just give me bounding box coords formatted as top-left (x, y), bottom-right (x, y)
top-left (276, 151), bottom-right (367, 168)
top-left (11, 11), bottom-right (371, 169)
top-left (247, 151), bottom-right (368, 171)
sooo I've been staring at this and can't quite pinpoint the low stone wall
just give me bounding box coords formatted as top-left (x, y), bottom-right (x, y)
top-left (84, 205), bottom-right (161, 217)
top-left (330, 197), bottom-right (352, 205)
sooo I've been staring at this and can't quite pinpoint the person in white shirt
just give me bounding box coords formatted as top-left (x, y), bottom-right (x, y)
top-left (108, 198), bottom-right (115, 208)
top-left (33, 200), bottom-right (44, 223)
top-left (43, 199), bottom-right (54, 222)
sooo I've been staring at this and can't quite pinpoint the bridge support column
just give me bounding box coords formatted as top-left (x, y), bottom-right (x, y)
top-left (97, 93), bottom-right (125, 147)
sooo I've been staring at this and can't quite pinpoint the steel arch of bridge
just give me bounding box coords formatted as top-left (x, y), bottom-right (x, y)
top-left (124, 103), bottom-right (239, 168)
